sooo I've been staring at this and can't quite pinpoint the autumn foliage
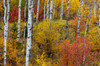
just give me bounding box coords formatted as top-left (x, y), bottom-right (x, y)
top-left (10, 6), bottom-right (24, 22)
top-left (34, 5), bottom-right (44, 21)
top-left (61, 37), bottom-right (97, 66)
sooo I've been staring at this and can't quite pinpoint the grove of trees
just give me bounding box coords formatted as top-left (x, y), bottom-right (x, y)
top-left (0, 0), bottom-right (100, 66)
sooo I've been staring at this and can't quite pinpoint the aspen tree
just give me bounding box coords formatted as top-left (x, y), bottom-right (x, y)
top-left (65, 0), bottom-right (69, 39)
top-left (50, 0), bottom-right (53, 20)
top-left (83, 20), bottom-right (88, 65)
top-left (44, 0), bottom-right (46, 20)
top-left (77, 0), bottom-right (81, 38)
top-left (17, 0), bottom-right (22, 41)
top-left (23, 0), bottom-right (27, 50)
top-left (26, 0), bottom-right (33, 66)
top-left (4, 0), bottom-right (10, 65)
top-left (89, 0), bottom-right (92, 29)
top-left (47, 0), bottom-right (49, 20)
top-left (53, 0), bottom-right (56, 19)
top-left (36, 0), bottom-right (40, 25)
top-left (60, 0), bottom-right (64, 20)
top-left (3, 0), bottom-right (7, 65)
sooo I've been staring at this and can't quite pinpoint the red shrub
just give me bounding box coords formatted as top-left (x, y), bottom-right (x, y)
top-left (10, 6), bottom-right (24, 22)
top-left (61, 37), bottom-right (97, 66)
top-left (34, 5), bottom-right (43, 21)
top-left (70, 16), bottom-right (85, 32)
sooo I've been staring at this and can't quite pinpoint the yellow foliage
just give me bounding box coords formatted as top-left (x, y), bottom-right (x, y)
top-left (88, 26), bottom-right (100, 51)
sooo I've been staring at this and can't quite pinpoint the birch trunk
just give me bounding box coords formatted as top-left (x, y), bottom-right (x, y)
top-left (44, 0), bottom-right (46, 20)
top-left (7, 0), bottom-right (10, 34)
top-left (4, 0), bottom-right (10, 65)
top-left (83, 20), bottom-right (87, 65)
top-left (31, 0), bottom-right (34, 41)
top-left (65, 0), bottom-right (69, 39)
top-left (94, 0), bottom-right (97, 17)
top-left (23, 0), bottom-right (27, 50)
top-left (17, 0), bottom-right (22, 41)
top-left (99, 1), bottom-right (100, 33)
top-left (36, 0), bottom-right (40, 25)
top-left (77, 0), bottom-right (81, 38)
top-left (53, 0), bottom-right (56, 19)
top-left (3, 0), bottom-right (7, 65)
top-left (26, 0), bottom-right (33, 66)
top-left (47, 0), bottom-right (49, 20)
top-left (89, 0), bottom-right (92, 29)
top-left (60, 0), bottom-right (64, 20)
top-left (50, 0), bottom-right (53, 20)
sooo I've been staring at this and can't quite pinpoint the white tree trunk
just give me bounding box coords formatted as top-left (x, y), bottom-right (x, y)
top-left (36, 0), bottom-right (40, 25)
top-left (47, 0), bottom-right (49, 20)
top-left (17, 0), bottom-right (22, 41)
top-left (83, 20), bottom-right (87, 65)
top-left (26, 0), bottom-right (33, 66)
top-left (53, 0), bottom-right (56, 19)
top-left (94, 0), bottom-right (97, 17)
top-left (65, 0), bottom-right (69, 39)
top-left (23, 0), bottom-right (27, 50)
top-left (50, 0), bottom-right (53, 20)
top-left (3, 0), bottom-right (7, 65)
top-left (77, 0), bottom-right (81, 38)
top-left (44, 0), bottom-right (46, 20)
top-left (3, 0), bottom-right (10, 65)
top-left (89, 0), bottom-right (92, 29)
top-left (60, 0), bottom-right (64, 20)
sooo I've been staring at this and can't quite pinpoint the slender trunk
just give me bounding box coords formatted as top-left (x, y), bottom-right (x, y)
top-left (3, 0), bottom-right (7, 65)
top-left (60, 0), bottom-right (64, 20)
top-left (83, 20), bottom-right (87, 65)
top-left (47, 0), bottom-right (49, 20)
top-left (44, 0), bottom-right (46, 20)
top-left (77, 0), bottom-right (81, 38)
top-left (26, 0), bottom-right (33, 66)
top-left (7, 0), bottom-right (9, 41)
top-left (99, 1), bottom-right (100, 33)
top-left (65, 0), bottom-right (69, 39)
top-left (36, 0), bottom-right (40, 25)
top-left (89, 0), bottom-right (92, 29)
top-left (94, 0), bottom-right (97, 17)
top-left (17, 0), bottom-right (22, 41)
top-left (23, 0), bottom-right (27, 50)
top-left (53, 0), bottom-right (56, 19)
top-left (31, 0), bottom-right (34, 42)
top-left (50, 0), bottom-right (53, 20)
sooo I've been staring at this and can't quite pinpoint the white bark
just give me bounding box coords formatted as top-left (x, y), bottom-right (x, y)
top-left (17, 0), bottom-right (22, 41)
top-left (94, 0), bottom-right (97, 17)
top-left (31, 0), bottom-right (34, 42)
top-left (83, 20), bottom-right (87, 65)
top-left (77, 0), bottom-right (81, 38)
top-left (44, 0), bottom-right (46, 20)
top-left (89, 0), bottom-right (92, 29)
top-left (36, 0), bottom-right (40, 25)
top-left (47, 0), bottom-right (49, 20)
top-left (53, 0), bottom-right (56, 19)
top-left (60, 0), bottom-right (64, 20)
top-left (3, 0), bottom-right (7, 65)
top-left (65, 0), bottom-right (69, 39)
top-left (23, 0), bottom-right (27, 50)
top-left (26, 0), bottom-right (33, 66)
top-left (50, 0), bottom-right (53, 20)
top-left (3, 0), bottom-right (10, 65)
